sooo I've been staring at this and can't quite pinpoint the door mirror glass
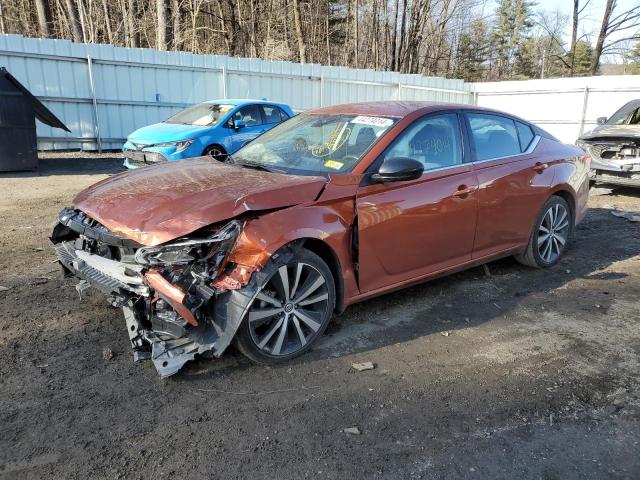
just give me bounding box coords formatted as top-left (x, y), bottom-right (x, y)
top-left (596, 116), bottom-right (607, 125)
top-left (371, 157), bottom-right (424, 183)
top-left (234, 119), bottom-right (246, 130)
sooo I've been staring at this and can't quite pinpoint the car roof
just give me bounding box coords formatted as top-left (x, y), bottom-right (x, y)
top-left (202, 99), bottom-right (288, 107)
top-left (307, 101), bottom-right (514, 119)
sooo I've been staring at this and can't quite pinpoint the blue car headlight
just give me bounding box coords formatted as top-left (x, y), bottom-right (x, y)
top-left (153, 139), bottom-right (195, 153)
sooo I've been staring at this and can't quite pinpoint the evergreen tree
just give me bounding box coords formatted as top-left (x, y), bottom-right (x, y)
top-left (492, 0), bottom-right (535, 79)
top-left (627, 41), bottom-right (640, 74)
top-left (454, 19), bottom-right (490, 82)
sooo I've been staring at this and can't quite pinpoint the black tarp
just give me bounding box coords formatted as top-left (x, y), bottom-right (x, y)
top-left (0, 67), bottom-right (70, 172)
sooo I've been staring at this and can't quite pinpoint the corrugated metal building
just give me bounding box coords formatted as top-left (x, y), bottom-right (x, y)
top-left (0, 34), bottom-right (475, 151)
top-left (0, 67), bottom-right (69, 171)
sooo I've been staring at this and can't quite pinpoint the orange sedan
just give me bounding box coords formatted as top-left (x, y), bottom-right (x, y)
top-left (51, 102), bottom-right (590, 377)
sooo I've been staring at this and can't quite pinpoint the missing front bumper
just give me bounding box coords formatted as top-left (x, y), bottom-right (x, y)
top-left (53, 239), bottom-right (253, 378)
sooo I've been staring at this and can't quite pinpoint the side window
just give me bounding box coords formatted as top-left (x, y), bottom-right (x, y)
top-left (468, 113), bottom-right (520, 161)
top-left (381, 113), bottom-right (462, 171)
top-left (516, 121), bottom-right (535, 152)
top-left (231, 105), bottom-right (263, 127)
top-left (261, 105), bottom-right (287, 124)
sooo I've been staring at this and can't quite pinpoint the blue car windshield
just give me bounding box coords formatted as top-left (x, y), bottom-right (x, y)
top-left (165, 103), bottom-right (235, 127)
top-left (231, 113), bottom-right (396, 174)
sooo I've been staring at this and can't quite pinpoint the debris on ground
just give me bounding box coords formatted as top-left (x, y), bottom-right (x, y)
top-left (102, 348), bottom-right (114, 360)
top-left (611, 210), bottom-right (640, 222)
top-left (0, 286), bottom-right (11, 291)
top-left (441, 331), bottom-right (450, 337)
top-left (352, 361), bottom-right (375, 372)
top-left (343, 427), bottom-right (361, 435)
top-left (590, 187), bottom-right (614, 196)
top-left (482, 264), bottom-right (491, 277)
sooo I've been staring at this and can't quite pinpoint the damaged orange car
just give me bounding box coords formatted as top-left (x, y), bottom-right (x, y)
top-left (51, 102), bottom-right (590, 377)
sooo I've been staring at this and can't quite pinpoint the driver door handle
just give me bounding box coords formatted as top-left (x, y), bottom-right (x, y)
top-left (453, 184), bottom-right (476, 198)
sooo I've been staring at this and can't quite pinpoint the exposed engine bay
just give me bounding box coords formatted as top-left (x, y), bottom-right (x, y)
top-left (578, 137), bottom-right (640, 186)
top-left (50, 207), bottom-right (263, 377)
top-left (577, 99), bottom-right (640, 187)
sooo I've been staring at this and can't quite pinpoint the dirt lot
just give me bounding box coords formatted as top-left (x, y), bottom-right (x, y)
top-left (1, 153), bottom-right (639, 479)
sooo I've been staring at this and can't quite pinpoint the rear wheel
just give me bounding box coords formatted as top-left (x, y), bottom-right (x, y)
top-left (234, 248), bottom-right (335, 364)
top-left (515, 196), bottom-right (572, 268)
top-left (203, 145), bottom-right (227, 161)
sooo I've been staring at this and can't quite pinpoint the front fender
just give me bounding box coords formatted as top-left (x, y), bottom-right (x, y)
top-left (225, 199), bottom-right (359, 300)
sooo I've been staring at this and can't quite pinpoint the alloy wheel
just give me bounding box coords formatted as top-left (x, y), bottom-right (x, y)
top-left (537, 203), bottom-right (570, 263)
top-left (247, 262), bottom-right (330, 357)
top-left (206, 147), bottom-right (226, 160)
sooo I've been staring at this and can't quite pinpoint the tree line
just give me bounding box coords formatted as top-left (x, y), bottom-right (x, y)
top-left (1, 0), bottom-right (639, 81)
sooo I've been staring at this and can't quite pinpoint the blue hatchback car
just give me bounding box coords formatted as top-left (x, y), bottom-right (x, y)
top-left (122, 99), bottom-right (294, 168)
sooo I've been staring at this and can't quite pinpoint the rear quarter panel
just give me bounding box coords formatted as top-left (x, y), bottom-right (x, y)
top-left (545, 140), bottom-right (590, 226)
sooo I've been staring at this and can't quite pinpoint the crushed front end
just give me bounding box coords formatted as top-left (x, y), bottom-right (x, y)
top-left (577, 136), bottom-right (640, 187)
top-left (50, 208), bottom-right (257, 377)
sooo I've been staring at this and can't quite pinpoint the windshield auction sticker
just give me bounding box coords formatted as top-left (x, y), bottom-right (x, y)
top-left (350, 116), bottom-right (394, 128)
top-left (324, 160), bottom-right (344, 170)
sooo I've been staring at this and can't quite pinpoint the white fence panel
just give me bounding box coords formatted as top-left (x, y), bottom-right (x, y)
top-left (0, 34), bottom-right (474, 151)
top-left (474, 76), bottom-right (640, 144)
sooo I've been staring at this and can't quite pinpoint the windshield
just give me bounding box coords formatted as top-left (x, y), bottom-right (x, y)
top-left (607, 101), bottom-right (640, 126)
top-left (165, 103), bottom-right (235, 127)
top-left (231, 113), bottom-right (396, 174)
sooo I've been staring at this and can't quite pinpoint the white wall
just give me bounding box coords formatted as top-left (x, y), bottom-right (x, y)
top-left (474, 75), bottom-right (640, 144)
top-left (0, 34), bottom-right (474, 151)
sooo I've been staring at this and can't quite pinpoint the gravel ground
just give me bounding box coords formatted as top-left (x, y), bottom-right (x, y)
top-left (1, 153), bottom-right (639, 479)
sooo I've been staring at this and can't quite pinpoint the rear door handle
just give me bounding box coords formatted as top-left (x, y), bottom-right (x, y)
top-left (533, 162), bottom-right (549, 173)
top-left (453, 184), bottom-right (476, 197)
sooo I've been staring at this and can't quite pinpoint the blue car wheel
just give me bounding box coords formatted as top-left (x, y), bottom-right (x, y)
top-left (203, 144), bottom-right (227, 161)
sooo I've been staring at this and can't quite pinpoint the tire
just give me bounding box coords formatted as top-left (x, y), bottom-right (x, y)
top-left (515, 195), bottom-right (572, 268)
top-left (203, 144), bottom-right (227, 161)
top-left (234, 247), bottom-right (336, 364)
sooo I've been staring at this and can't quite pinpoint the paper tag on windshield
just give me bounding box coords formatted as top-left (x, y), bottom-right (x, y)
top-left (324, 160), bottom-right (344, 170)
top-left (350, 116), bottom-right (393, 128)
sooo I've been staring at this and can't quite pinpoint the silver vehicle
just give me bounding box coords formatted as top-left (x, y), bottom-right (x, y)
top-left (577, 100), bottom-right (640, 187)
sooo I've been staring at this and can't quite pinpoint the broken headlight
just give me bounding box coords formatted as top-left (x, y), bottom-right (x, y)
top-left (134, 221), bottom-right (241, 267)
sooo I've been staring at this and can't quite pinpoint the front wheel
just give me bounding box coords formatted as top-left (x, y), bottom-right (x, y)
top-left (203, 145), bottom-right (227, 161)
top-left (515, 196), bottom-right (572, 268)
top-left (234, 247), bottom-right (336, 364)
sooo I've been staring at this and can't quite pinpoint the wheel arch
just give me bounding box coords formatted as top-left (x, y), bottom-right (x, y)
top-left (297, 238), bottom-right (345, 313)
top-left (549, 186), bottom-right (577, 226)
top-left (203, 143), bottom-right (227, 156)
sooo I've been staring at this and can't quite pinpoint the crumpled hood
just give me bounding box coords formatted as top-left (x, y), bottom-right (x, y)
top-left (127, 122), bottom-right (209, 145)
top-left (581, 124), bottom-right (640, 141)
top-left (74, 158), bottom-right (327, 246)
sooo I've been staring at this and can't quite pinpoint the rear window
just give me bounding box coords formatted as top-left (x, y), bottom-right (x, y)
top-left (261, 105), bottom-right (288, 124)
top-left (468, 113), bottom-right (520, 161)
top-left (516, 121), bottom-right (535, 151)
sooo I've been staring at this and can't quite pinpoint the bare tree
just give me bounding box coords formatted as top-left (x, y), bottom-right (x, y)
top-left (34, 0), bottom-right (53, 37)
top-left (292, 0), bottom-right (306, 63)
top-left (156, 0), bottom-right (169, 50)
top-left (591, 0), bottom-right (640, 75)
top-left (63, 0), bottom-right (83, 42)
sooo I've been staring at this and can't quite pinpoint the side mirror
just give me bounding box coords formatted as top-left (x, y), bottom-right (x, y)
top-left (234, 119), bottom-right (246, 130)
top-left (370, 157), bottom-right (424, 183)
top-left (596, 116), bottom-right (607, 125)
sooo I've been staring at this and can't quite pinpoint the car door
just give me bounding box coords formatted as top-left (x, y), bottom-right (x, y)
top-left (226, 104), bottom-right (266, 153)
top-left (464, 112), bottom-right (555, 259)
top-left (356, 112), bottom-right (479, 293)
